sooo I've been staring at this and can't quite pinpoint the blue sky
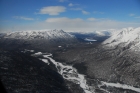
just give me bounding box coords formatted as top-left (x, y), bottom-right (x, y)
top-left (0, 0), bottom-right (140, 32)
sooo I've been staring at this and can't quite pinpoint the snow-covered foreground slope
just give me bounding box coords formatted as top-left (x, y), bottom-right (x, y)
top-left (4, 29), bottom-right (75, 40)
top-left (103, 27), bottom-right (140, 51)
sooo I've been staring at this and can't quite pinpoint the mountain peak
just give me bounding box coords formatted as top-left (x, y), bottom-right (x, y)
top-left (119, 27), bottom-right (134, 36)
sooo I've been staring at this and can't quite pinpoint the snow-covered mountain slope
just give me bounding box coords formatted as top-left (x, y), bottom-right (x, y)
top-left (4, 29), bottom-right (75, 40)
top-left (103, 27), bottom-right (140, 51)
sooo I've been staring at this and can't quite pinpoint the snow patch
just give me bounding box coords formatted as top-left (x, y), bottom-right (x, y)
top-left (101, 81), bottom-right (140, 92)
top-left (84, 38), bottom-right (97, 42)
top-left (41, 59), bottom-right (50, 65)
top-left (34, 52), bottom-right (42, 55)
top-left (21, 49), bottom-right (34, 53)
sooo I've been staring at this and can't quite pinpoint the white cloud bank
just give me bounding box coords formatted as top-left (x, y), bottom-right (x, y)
top-left (1, 17), bottom-right (140, 32)
top-left (87, 18), bottom-right (95, 21)
top-left (46, 17), bottom-right (83, 23)
top-left (13, 16), bottom-right (34, 20)
top-left (39, 17), bottom-right (140, 32)
top-left (38, 6), bottom-right (66, 15)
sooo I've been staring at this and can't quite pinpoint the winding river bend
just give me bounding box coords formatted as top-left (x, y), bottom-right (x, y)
top-left (31, 51), bottom-right (140, 93)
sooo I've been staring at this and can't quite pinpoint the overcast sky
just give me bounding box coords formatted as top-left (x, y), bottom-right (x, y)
top-left (0, 0), bottom-right (140, 32)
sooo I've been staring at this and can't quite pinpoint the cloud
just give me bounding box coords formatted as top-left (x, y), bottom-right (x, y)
top-left (38, 6), bottom-right (66, 15)
top-left (70, 7), bottom-right (89, 15)
top-left (2, 17), bottom-right (140, 32)
top-left (68, 3), bottom-right (74, 7)
top-left (13, 16), bottom-right (34, 20)
top-left (129, 14), bottom-right (140, 18)
top-left (46, 17), bottom-right (83, 23)
top-left (59, 0), bottom-right (68, 2)
top-left (70, 8), bottom-right (82, 10)
top-left (135, 16), bottom-right (140, 18)
top-left (129, 13), bottom-right (135, 16)
top-left (82, 10), bottom-right (90, 15)
top-left (87, 18), bottom-right (95, 21)
top-left (68, 3), bottom-right (79, 7)
top-left (41, 17), bottom-right (140, 32)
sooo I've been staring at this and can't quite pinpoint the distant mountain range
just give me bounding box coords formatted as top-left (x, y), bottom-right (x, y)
top-left (0, 29), bottom-right (114, 45)
top-left (1, 27), bottom-right (140, 47)
top-left (1, 27), bottom-right (140, 51)
top-left (0, 30), bottom-right (77, 51)
top-left (3, 29), bottom-right (75, 40)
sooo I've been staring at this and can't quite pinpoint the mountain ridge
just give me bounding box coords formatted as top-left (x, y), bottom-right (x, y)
top-left (3, 29), bottom-right (75, 40)
top-left (103, 27), bottom-right (140, 51)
